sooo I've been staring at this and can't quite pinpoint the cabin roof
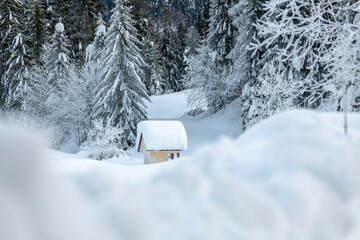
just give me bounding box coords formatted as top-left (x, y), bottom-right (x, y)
top-left (136, 120), bottom-right (188, 152)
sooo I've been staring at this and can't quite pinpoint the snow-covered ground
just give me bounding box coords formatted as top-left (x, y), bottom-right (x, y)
top-left (1, 92), bottom-right (360, 240)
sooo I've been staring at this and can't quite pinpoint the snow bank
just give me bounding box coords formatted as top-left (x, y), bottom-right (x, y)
top-left (0, 124), bottom-right (116, 240)
top-left (3, 110), bottom-right (360, 240)
top-left (136, 120), bottom-right (187, 151)
top-left (116, 110), bottom-right (360, 240)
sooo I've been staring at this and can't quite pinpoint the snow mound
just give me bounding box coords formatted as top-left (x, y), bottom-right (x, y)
top-left (0, 124), bottom-right (116, 240)
top-left (136, 120), bottom-right (187, 151)
top-left (120, 110), bottom-right (360, 239)
top-left (4, 110), bottom-right (360, 239)
top-left (55, 22), bottom-right (64, 32)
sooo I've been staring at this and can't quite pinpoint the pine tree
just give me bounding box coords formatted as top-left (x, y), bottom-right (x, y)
top-left (185, 26), bottom-right (201, 57)
top-left (25, 63), bottom-right (48, 121)
top-left (227, 0), bottom-right (265, 129)
top-left (0, 0), bottom-right (23, 106)
top-left (195, 0), bottom-right (210, 38)
top-left (82, 15), bottom-right (107, 131)
top-left (92, 0), bottom-right (150, 149)
top-left (52, 0), bottom-right (100, 66)
top-left (128, 0), bottom-right (157, 94)
top-left (24, 0), bottom-right (48, 66)
top-left (46, 0), bottom-right (66, 31)
top-left (149, 39), bottom-right (166, 95)
top-left (2, 33), bottom-right (30, 110)
top-left (202, 0), bottom-right (210, 37)
top-left (187, 0), bottom-right (238, 113)
top-left (160, 26), bottom-right (183, 92)
top-left (177, 21), bottom-right (188, 82)
top-left (90, 14), bottom-right (107, 62)
top-left (207, 0), bottom-right (238, 70)
top-left (46, 22), bottom-right (72, 96)
top-left (45, 22), bottom-right (87, 147)
top-left (158, 3), bottom-right (185, 92)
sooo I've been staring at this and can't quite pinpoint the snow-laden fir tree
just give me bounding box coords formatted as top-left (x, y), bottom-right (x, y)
top-left (187, 0), bottom-right (238, 113)
top-left (185, 26), bottom-right (201, 57)
top-left (60, 0), bottom-right (99, 66)
top-left (207, 0), bottom-right (238, 69)
top-left (149, 40), bottom-right (166, 95)
top-left (25, 63), bottom-right (48, 121)
top-left (159, 3), bottom-right (184, 92)
top-left (0, 0), bottom-right (23, 106)
top-left (45, 22), bottom-right (88, 148)
top-left (92, 0), bottom-right (150, 149)
top-left (182, 26), bottom-right (201, 88)
top-left (160, 26), bottom-right (184, 92)
top-left (83, 15), bottom-right (107, 107)
top-left (2, 32), bottom-right (31, 110)
top-left (24, 0), bottom-right (48, 66)
top-left (227, 0), bottom-right (265, 129)
top-left (186, 44), bottom-right (223, 110)
top-left (177, 21), bottom-right (188, 81)
top-left (128, 0), bottom-right (157, 94)
top-left (81, 16), bottom-right (108, 138)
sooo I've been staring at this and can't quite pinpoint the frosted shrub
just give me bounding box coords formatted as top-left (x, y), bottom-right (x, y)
top-left (82, 120), bottom-right (125, 160)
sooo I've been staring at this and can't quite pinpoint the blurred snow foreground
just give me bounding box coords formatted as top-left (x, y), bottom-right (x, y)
top-left (1, 110), bottom-right (360, 240)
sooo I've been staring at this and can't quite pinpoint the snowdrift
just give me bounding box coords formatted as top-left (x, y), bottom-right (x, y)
top-left (1, 110), bottom-right (360, 240)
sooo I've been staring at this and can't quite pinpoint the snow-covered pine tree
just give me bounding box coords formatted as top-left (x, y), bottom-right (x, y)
top-left (45, 0), bottom-right (66, 31)
top-left (45, 22), bottom-right (87, 148)
top-left (185, 26), bottom-right (201, 57)
top-left (81, 15), bottom-right (108, 137)
top-left (186, 43), bottom-right (219, 110)
top-left (177, 21), bottom-right (188, 84)
top-left (186, 0), bottom-right (238, 113)
top-left (90, 15), bottom-right (107, 62)
top-left (149, 39), bottom-right (166, 95)
top-left (207, 0), bottom-right (238, 70)
top-left (46, 22), bottom-right (72, 97)
top-left (57, 0), bottom-right (100, 66)
top-left (84, 14), bottom-right (107, 98)
top-left (158, 3), bottom-right (185, 93)
top-left (227, 0), bottom-right (265, 129)
top-left (92, 0), bottom-right (150, 149)
top-left (128, 0), bottom-right (157, 94)
top-left (24, 0), bottom-right (48, 66)
top-left (182, 26), bottom-right (201, 90)
top-left (25, 63), bottom-right (48, 121)
top-left (195, 0), bottom-right (210, 38)
top-left (0, 0), bottom-right (23, 107)
top-left (24, 0), bottom-right (49, 65)
top-left (2, 32), bottom-right (31, 110)
top-left (160, 25), bottom-right (184, 92)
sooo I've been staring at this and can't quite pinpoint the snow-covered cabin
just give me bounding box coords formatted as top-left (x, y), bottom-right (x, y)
top-left (136, 121), bottom-right (187, 164)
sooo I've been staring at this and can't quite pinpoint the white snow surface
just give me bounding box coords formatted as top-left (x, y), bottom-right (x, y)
top-left (1, 91), bottom-right (360, 240)
top-left (55, 22), bottom-right (64, 32)
top-left (136, 120), bottom-right (187, 151)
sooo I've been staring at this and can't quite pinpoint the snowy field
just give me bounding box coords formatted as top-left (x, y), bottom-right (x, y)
top-left (1, 91), bottom-right (360, 240)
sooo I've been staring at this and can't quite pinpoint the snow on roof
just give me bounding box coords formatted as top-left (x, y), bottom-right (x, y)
top-left (137, 121), bottom-right (187, 151)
